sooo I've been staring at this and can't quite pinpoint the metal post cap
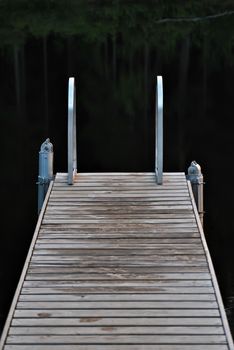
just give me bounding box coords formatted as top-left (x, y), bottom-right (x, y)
top-left (188, 160), bottom-right (201, 176)
top-left (40, 138), bottom-right (53, 153)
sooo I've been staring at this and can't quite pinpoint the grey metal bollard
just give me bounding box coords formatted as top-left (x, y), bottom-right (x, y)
top-left (37, 138), bottom-right (54, 214)
top-left (186, 161), bottom-right (204, 226)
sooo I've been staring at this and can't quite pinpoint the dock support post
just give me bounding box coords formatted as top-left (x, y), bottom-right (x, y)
top-left (37, 138), bottom-right (54, 214)
top-left (187, 160), bottom-right (204, 226)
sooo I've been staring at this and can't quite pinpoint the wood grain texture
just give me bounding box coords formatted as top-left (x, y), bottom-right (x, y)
top-left (11, 317), bottom-right (222, 327)
top-left (19, 293), bottom-right (216, 301)
top-left (9, 325), bottom-right (224, 335)
top-left (6, 334), bottom-right (227, 344)
top-left (1, 172), bottom-right (233, 350)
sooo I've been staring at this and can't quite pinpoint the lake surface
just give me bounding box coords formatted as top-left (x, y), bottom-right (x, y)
top-left (0, 1), bottom-right (234, 336)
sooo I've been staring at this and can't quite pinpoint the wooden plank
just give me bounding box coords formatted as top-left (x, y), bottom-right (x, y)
top-left (47, 201), bottom-right (192, 206)
top-left (23, 280), bottom-right (212, 287)
top-left (30, 255), bottom-right (207, 263)
top-left (29, 261), bottom-right (207, 268)
top-left (42, 220), bottom-right (197, 225)
top-left (39, 229), bottom-right (199, 235)
top-left (53, 185), bottom-right (189, 190)
top-left (16, 300), bottom-right (218, 309)
top-left (36, 238), bottom-right (201, 243)
top-left (46, 204), bottom-right (192, 209)
top-left (29, 261), bottom-right (208, 267)
top-left (43, 220), bottom-right (196, 226)
top-left (46, 209), bottom-right (193, 214)
top-left (19, 293), bottom-right (216, 302)
top-left (54, 180), bottom-right (187, 185)
top-left (48, 197), bottom-right (191, 202)
top-left (26, 272), bottom-right (211, 281)
top-left (9, 326), bottom-right (224, 335)
top-left (39, 227), bottom-right (198, 232)
top-left (34, 240), bottom-right (201, 246)
top-left (45, 211), bottom-right (194, 216)
top-left (54, 178), bottom-right (186, 182)
top-left (53, 182), bottom-right (187, 186)
top-left (56, 174), bottom-right (185, 178)
top-left (29, 262), bottom-right (208, 269)
top-left (3, 345), bottom-right (230, 350)
top-left (32, 249), bottom-right (205, 256)
top-left (43, 213), bottom-right (195, 219)
top-left (28, 265), bottom-right (209, 273)
top-left (21, 287), bottom-right (215, 294)
top-left (34, 242), bottom-right (201, 248)
top-left (54, 182), bottom-right (187, 186)
top-left (6, 334), bottom-right (227, 344)
top-left (46, 204), bottom-right (193, 209)
top-left (38, 232), bottom-right (200, 238)
top-left (35, 242), bottom-right (202, 248)
top-left (50, 190), bottom-right (189, 195)
top-left (34, 240), bottom-right (202, 246)
top-left (54, 180), bottom-right (188, 185)
top-left (14, 309), bottom-right (220, 318)
top-left (52, 184), bottom-right (188, 188)
top-left (41, 221), bottom-right (197, 227)
top-left (49, 194), bottom-right (190, 198)
top-left (11, 317), bottom-right (223, 327)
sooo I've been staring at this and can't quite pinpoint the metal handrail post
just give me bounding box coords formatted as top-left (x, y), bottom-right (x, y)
top-left (155, 76), bottom-right (163, 185)
top-left (68, 77), bottom-right (77, 185)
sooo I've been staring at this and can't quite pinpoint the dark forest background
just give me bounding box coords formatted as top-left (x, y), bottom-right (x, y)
top-left (0, 0), bottom-right (234, 336)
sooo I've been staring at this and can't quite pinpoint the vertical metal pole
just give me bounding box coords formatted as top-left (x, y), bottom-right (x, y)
top-left (187, 160), bottom-right (204, 226)
top-left (155, 76), bottom-right (163, 185)
top-left (68, 77), bottom-right (77, 185)
top-left (37, 138), bottom-right (54, 214)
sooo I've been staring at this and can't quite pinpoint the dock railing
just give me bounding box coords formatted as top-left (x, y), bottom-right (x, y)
top-left (155, 75), bottom-right (163, 185)
top-left (68, 77), bottom-right (77, 185)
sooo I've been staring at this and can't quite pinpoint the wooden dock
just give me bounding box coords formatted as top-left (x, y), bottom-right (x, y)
top-left (0, 172), bottom-right (233, 350)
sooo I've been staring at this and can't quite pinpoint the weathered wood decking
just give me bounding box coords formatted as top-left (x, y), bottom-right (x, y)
top-left (1, 172), bottom-right (233, 350)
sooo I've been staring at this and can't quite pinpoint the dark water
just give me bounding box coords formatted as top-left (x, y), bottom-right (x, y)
top-left (1, 1), bottom-right (234, 336)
